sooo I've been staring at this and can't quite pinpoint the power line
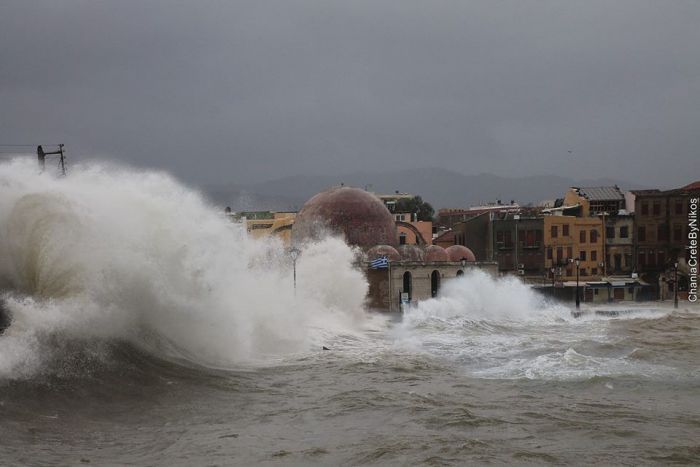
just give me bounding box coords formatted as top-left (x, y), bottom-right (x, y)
top-left (0, 144), bottom-right (63, 147)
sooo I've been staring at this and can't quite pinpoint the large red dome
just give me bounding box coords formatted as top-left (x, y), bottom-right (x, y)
top-left (424, 245), bottom-right (449, 262)
top-left (397, 244), bottom-right (425, 261)
top-left (445, 245), bottom-right (476, 262)
top-left (366, 245), bottom-right (401, 261)
top-left (292, 186), bottom-right (398, 247)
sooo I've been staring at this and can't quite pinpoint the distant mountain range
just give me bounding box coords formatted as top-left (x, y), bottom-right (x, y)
top-left (204, 167), bottom-right (645, 212)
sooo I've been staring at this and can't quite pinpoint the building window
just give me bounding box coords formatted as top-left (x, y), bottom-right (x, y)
top-left (403, 271), bottom-right (412, 300)
top-left (606, 226), bottom-right (615, 239)
top-left (556, 247), bottom-right (563, 263)
top-left (638, 251), bottom-right (646, 267)
top-left (504, 230), bottom-right (512, 247)
top-left (658, 224), bottom-right (668, 242)
top-left (547, 247), bottom-right (552, 260)
top-left (580, 250), bottom-right (587, 261)
top-left (649, 251), bottom-right (656, 266)
top-left (431, 270), bottom-right (440, 298)
top-left (536, 230), bottom-right (543, 243)
top-left (674, 225), bottom-right (683, 242)
top-left (638, 226), bottom-right (646, 242)
top-left (551, 225), bottom-right (558, 238)
top-left (580, 268), bottom-right (587, 276)
top-left (641, 202), bottom-right (649, 215)
top-left (591, 250), bottom-right (597, 261)
top-left (525, 230), bottom-right (536, 247)
top-left (580, 230), bottom-right (586, 243)
top-left (676, 201), bottom-right (683, 215)
top-left (590, 230), bottom-right (598, 243)
top-left (658, 251), bottom-right (665, 266)
top-left (399, 232), bottom-right (407, 245)
top-left (653, 202), bottom-right (661, 216)
top-left (620, 226), bottom-right (629, 238)
top-left (567, 246), bottom-right (573, 259)
top-left (563, 224), bottom-right (570, 236)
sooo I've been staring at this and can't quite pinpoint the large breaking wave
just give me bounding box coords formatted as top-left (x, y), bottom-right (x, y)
top-left (0, 159), bottom-right (373, 379)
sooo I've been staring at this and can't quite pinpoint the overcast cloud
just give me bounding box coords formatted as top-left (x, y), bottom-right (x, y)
top-left (1, 0), bottom-right (698, 188)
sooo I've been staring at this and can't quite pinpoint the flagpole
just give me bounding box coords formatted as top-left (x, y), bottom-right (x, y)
top-left (388, 259), bottom-right (393, 312)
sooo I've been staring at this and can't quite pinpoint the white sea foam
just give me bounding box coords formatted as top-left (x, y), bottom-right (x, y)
top-left (394, 270), bottom-right (677, 380)
top-left (0, 158), bottom-right (374, 378)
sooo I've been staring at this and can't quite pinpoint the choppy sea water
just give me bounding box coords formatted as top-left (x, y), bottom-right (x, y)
top-left (1, 303), bottom-right (699, 466)
top-left (0, 159), bottom-right (698, 465)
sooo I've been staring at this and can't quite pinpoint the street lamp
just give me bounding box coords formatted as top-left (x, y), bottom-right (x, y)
top-left (551, 267), bottom-right (556, 296)
top-left (674, 261), bottom-right (679, 309)
top-left (570, 258), bottom-right (581, 309)
top-left (461, 258), bottom-right (467, 270)
top-left (289, 247), bottom-right (301, 294)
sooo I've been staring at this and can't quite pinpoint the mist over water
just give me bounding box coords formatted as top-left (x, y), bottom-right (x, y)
top-left (0, 159), bottom-right (373, 378)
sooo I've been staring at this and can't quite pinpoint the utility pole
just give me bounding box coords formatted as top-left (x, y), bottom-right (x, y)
top-left (570, 257), bottom-right (581, 309)
top-left (601, 211), bottom-right (607, 277)
top-left (37, 144), bottom-right (66, 175)
top-left (289, 247), bottom-right (300, 296)
top-left (674, 262), bottom-right (679, 309)
top-left (513, 214), bottom-right (520, 273)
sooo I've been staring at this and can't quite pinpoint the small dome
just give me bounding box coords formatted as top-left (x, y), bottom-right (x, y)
top-left (291, 186), bottom-right (397, 247)
top-left (366, 245), bottom-right (401, 262)
top-left (445, 245), bottom-right (476, 262)
top-left (397, 244), bottom-right (425, 262)
top-left (424, 245), bottom-right (449, 262)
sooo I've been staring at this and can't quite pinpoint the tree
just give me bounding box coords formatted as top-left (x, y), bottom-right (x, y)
top-left (395, 196), bottom-right (435, 221)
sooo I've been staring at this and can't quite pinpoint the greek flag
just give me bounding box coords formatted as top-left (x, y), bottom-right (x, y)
top-left (370, 256), bottom-right (389, 269)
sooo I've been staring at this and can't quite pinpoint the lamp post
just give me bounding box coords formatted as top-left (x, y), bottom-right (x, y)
top-left (513, 214), bottom-right (520, 273)
top-left (289, 247), bottom-right (301, 294)
top-left (551, 267), bottom-right (556, 297)
top-left (674, 261), bottom-right (679, 309)
top-left (570, 258), bottom-right (581, 309)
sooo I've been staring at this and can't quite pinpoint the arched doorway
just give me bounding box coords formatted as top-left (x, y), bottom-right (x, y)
top-left (402, 271), bottom-right (412, 300)
top-left (431, 270), bottom-right (440, 297)
top-left (456, 270), bottom-right (464, 277)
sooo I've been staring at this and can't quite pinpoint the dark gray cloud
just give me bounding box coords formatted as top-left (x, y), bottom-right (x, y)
top-left (1, 0), bottom-right (698, 188)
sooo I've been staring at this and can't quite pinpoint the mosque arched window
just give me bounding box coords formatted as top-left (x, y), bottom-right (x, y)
top-left (431, 270), bottom-right (440, 297)
top-left (402, 271), bottom-right (412, 300)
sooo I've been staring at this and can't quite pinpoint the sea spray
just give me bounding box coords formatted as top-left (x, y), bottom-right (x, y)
top-left (393, 269), bottom-right (676, 380)
top-left (402, 269), bottom-right (570, 325)
top-left (0, 158), bottom-right (373, 378)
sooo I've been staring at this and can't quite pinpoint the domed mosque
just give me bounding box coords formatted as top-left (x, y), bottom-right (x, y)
top-left (291, 185), bottom-right (496, 311)
top-left (291, 186), bottom-right (398, 247)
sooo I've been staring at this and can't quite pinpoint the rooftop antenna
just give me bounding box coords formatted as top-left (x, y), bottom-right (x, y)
top-left (37, 144), bottom-right (66, 176)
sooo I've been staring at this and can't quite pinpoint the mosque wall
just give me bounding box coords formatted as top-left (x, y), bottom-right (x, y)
top-left (366, 261), bottom-right (498, 312)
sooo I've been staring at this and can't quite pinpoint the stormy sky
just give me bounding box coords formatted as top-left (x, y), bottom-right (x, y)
top-left (1, 1), bottom-right (698, 189)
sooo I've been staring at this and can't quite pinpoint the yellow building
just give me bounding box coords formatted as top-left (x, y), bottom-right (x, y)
top-left (563, 186), bottom-right (625, 217)
top-left (229, 211), bottom-right (296, 245)
top-left (543, 215), bottom-right (604, 281)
